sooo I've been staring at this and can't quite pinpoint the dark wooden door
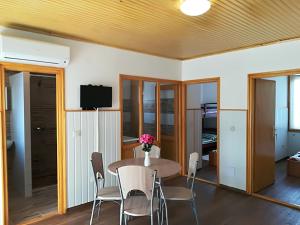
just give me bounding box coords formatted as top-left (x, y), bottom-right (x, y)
top-left (253, 79), bottom-right (276, 193)
top-left (30, 75), bottom-right (57, 189)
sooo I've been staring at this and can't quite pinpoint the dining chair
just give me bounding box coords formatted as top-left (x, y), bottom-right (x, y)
top-left (90, 152), bottom-right (121, 225)
top-left (133, 144), bottom-right (161, 158)
top-left (117, 165), bottom-right (160, 225)
top-left (160, 152), bottom-right (199, 225)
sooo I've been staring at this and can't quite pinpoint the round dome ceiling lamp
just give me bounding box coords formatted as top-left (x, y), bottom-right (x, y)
top-left (180, 0), bottom-right (211, 16)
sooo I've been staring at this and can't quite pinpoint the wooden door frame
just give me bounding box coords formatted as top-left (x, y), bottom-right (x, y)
top-left (182, 77), bottom-right (220, 185)
top-left (247, 69), bottom-right (300, 210)
top-left (0, 62), bottom-right (67, 225)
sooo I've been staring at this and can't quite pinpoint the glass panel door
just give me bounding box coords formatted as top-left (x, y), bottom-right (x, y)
top-left (160, 83), bottom-right (178, 161)
top-left (143, 81), bottom-right (157, 138)
top-left (122, 79), bottom-right (139, 144)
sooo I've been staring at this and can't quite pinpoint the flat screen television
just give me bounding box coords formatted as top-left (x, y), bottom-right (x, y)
top-left (80, 85), bottom-right (112, 109)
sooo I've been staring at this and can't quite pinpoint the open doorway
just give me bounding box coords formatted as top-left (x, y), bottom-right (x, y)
top-left (250, 72), bottom-right (300, 207)
top-left (184, 78), bottom-right (219, 184)
top-left (5, 70), bottom-right (57, 224)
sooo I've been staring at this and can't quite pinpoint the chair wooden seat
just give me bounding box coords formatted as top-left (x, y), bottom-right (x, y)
top-left (97, 186), bottom-right (121, 200)
top-left (124, 196), bottom-right (159, 216)
top-left (162, 186), bottom-right (195, 201)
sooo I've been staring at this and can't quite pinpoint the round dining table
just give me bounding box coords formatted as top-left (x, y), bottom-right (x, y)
top-left (108, 158), bottom-right (181, 178)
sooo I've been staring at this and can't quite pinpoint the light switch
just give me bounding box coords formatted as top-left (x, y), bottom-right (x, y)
top-left (230, 126), bottom-right (236, 132)
top-left (224, 166), bottom-right (236, 177)
top-left (74, 130), bottom-right (81, 136)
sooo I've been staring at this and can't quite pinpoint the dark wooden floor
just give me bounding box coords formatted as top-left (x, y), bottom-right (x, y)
top-left (9, 185), bottom-right (57, 225)
top-left (196, 159), bottom-right (217, 183)
top-left (31, 177), bottom-right (300, 225)
top-left (258, 160), bottom-right (300, 206)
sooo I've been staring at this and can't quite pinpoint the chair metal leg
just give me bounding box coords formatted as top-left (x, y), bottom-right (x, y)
top-left (159, 199), bottom-right (168, 225)
top-left (191, 198), bottom-right (199, 225)
top-left (151, 213), bottom-right (154, 225)
top-left (97, 200), bottom-right (102, 218)
top-left (161, 207), bottom-right (164, 225)
top-left (90, 198), bottom-right (97, 225)
top-left (124, 214), bottom-right (128, 225)
top-left (164, 200), bottom-right (169, 225)
top-left (120, 205), bottom-right (124, 225)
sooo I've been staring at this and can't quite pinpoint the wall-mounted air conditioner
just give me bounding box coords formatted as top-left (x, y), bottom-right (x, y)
top-left (0, 35), bottom-right (70, 67)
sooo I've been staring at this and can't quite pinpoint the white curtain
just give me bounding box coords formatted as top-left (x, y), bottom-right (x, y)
top-left (289, 75), bottom-right (300, 130)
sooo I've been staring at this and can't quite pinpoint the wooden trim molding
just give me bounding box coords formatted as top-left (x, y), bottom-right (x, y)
top-left (182, 77), bottom-right (220, 84)
top-left (0, 62), bottom-right (67, 225)
top-left (55, 69), bottom-right (67, 214)
top-left (252, 193), bottom-right (300, 211)
top-left (180, 83), bottom-right (186, 175)
top-left (119, 74), bottom-right (181, 84)
top-left (194, 177), bottom-right (219, 187)
top-left (220, 109), bottom-right (248, 111)
top-left (0, 65), bottom-right (8, 225)
top-left (8, 24), bottom-right (300, 61)
top-left (249, 68), bottom-right (300, 79)
top-left (156, 82), bottom-right (161, 145)
top-left (65, 109), bottom-right (120, 112)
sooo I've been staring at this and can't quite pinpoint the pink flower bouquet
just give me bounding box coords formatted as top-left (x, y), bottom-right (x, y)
top-left (139, 134), bottom-right (155, 152)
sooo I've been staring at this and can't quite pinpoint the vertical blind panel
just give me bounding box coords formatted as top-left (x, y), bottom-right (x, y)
top-left (66, 111), bottom-right (121, 208)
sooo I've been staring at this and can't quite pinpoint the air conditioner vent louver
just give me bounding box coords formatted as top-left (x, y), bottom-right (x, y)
top-left (0, 35), bottom-right (70, 67)
top-left (4, 56), bottom-right (60, 65)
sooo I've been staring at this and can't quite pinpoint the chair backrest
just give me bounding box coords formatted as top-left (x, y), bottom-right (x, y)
top-left (117, 165), bottom-right (157, 200)
top-left (187, 152), bottom-right (199, 190)
top-left (133, 144), bottom-right (161, 158)
top-left (91, 152), bottom-right (105, 192)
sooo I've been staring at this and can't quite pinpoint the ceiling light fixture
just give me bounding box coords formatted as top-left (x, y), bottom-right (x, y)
top-left (180, 0), bottom-right (211, 16)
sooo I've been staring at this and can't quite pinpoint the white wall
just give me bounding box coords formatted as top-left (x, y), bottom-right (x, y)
top-left (0, 27), bottom-right (181, 215)
top-left (0, 27), bottom-right (181, 110)
top-left (182, 39), bottom-right (300, 190)
top-left (9, 72), bottom-right (32, 197)
top-left (219, 111), bottom-right (247, 190)
top-left (186, 83), bottom-right (217, 108)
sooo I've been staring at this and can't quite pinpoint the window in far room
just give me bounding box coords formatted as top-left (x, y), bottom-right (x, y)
top-left (289, 75), bottom-right (300, 131)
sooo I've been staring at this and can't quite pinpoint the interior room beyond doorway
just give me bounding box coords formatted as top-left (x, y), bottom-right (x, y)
top-left (5, 70), bottom-right (57, 225)
top-left (185, 80), bottom-right (219, 184)
top-left (250, 73), bottom-right (300, 208)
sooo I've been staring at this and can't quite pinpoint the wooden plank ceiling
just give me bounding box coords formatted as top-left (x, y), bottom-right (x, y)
top-left (0, 0), bottom-right (300, 59)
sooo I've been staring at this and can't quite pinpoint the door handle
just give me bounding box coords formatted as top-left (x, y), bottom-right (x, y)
top-left (35, 127), bottom-right (45, 132)
top-left (273, 126), bottom-right (277, 140)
